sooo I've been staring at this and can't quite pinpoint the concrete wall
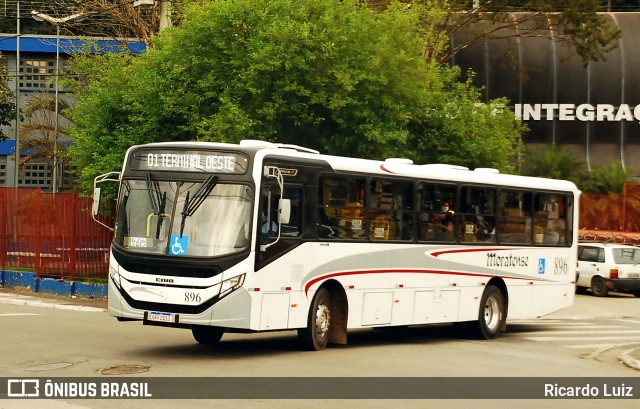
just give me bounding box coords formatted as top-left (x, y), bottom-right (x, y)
top-left (0, 270), bottom-right (106, 299)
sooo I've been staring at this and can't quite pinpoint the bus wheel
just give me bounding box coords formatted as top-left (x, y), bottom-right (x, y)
top-left (475, 285), bottom-right (504, 340)
top-left (590, 276), bottom-right (609, 297)
top-left (192, 327), bottom-right (224, 345)
top-left (299, 287), bottom-right (332, 351)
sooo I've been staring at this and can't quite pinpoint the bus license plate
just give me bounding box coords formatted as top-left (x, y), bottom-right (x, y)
top-left (628, 273), bottom-right (639, 278)
top-left (148, 311), bottom-right (173, 323)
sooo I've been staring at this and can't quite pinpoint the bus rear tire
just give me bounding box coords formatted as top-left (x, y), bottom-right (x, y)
top-left (474, 285), bottom-right (505, 340)
top-left (192, 327), bottom-right (224, 345)
top-left (298, 287), bottom-right (332, 351)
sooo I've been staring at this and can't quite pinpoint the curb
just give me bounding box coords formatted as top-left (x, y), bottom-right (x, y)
top-left (0, 269), bottom-right (107, 299)
top-left (0, 292), bottom-right (105, 312)
top-left (619, 348), bottom-right (640, 371)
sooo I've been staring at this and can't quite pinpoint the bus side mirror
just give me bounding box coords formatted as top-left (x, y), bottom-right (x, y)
top-left (92, 188), bottom-right (101, 216)
top-left (279, 199), bottom-right (291, 224)
top-left (92, 171), bottom-right (120, 231)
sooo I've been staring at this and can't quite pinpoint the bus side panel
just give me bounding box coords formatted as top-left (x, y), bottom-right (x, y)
top-left (531, 283), bottom-right (574, 317)
top-left (502, 283), bottom-right (533, 319)
top-left (411, 289), bottom-right (460, 324)
top-left (210, 289), bottom-right (253, 329)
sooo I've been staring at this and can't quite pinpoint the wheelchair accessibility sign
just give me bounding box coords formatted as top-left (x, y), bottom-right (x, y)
top-left (538, 258), bottom-right (545, 275)
top-left (169, 235), bottom-right (189, 256)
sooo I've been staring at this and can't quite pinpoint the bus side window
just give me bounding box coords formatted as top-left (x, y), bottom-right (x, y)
top-left (498, 189), bottom-right (531, 244)
top-left (259, 184), bottom-right (303, 239)
top-left (281, 187), bottom-right (303, 237)
top-left (416, 182), bottom-right (456, 242)
top-left (369, 178), bottom-right (414, 241)
top-left (533, 193), bottom-right (568, 245)
top-left (458, 186), bottom-right (496, 244)
top-left (318, 176), bottom-right (366, 240)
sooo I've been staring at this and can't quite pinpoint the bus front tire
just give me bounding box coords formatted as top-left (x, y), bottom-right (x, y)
top-left (299, 287), bottom-right (332, 351)
top-left (192, 326), bottom-right (224, 345)
top-left (474, 285), bottom-right (505, 340)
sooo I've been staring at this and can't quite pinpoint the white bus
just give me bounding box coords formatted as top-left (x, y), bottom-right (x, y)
top-left (93, 140), bottom-right (579, 350)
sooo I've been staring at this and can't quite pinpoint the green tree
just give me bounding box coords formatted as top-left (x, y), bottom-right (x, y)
top-left (580, 161), bottom-right (631, 194)
top-left (67, 0), bottom-right (525, 193)
top-left (0, 60), bottom-right (16, 141)
top-left (406, 72), bottom-right (525, 171)
top-left (19, 94), bottom-right (72, 190)
top-left (521, 145), bottom-right (585, 182)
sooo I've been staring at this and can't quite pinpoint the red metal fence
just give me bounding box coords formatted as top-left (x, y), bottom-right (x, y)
top-left (0, 188), bottom-right (113, 280)
top-left (580, 182), bottom-right (640, 231)
top-left (1, 184), bottom-right (640, 280)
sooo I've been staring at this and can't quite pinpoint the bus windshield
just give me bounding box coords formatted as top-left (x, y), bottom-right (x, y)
top-left (115, 177), bottom-right (252, 257)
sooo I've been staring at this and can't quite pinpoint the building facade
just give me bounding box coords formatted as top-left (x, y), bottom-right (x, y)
top-left (0, 34), bottom-right (145, 189)
top-left (451, 12), bottom-right (640, 174)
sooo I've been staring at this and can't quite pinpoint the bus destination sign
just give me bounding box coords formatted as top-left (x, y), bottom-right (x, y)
top-left (132, 150), bottom-right (248, 174)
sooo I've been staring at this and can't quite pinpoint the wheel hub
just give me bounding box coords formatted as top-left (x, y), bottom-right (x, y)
top-left (484, 296), bottom-right (500, 331)
top-left (314, 303), bottom-right (331, 339)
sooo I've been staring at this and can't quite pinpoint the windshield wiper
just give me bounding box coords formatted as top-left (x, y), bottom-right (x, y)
top-left (145, 172), bottom-right (162, 215)
top-left (179, 175), bottom-right (218, 237)
top-left (146, 173), bottom-right (170, 239)
top-left (154, 192), bottom-right (167, 239)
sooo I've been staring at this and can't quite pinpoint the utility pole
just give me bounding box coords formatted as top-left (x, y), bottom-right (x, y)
top-left (14, 2), bottom-right (20, 188)
top-left (134, 0), bottom-right (171, 29)
top-left (31, 10), bottom-right (85, 193)
top-left (159, 1), bottom-right (171, 29)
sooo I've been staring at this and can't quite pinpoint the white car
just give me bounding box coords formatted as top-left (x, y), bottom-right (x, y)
top-left (577, 243), bottom-right (640, 297)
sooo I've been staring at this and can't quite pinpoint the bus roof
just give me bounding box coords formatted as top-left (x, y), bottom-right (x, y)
top-left (128, 140), bottom-right (579, 193)
top-left (242, 141), bottom-right (577, 193)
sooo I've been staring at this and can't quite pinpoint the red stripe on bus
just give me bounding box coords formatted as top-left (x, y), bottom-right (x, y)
top-left (380, 164), bottom-right (395, 174)
top-left (304, 268), bottom-right (548, 294)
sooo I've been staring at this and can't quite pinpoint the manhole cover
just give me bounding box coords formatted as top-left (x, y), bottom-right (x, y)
top-left (25, 362), bottom-right (74, 371)
top-left (101, 365), bottom-right (150, 375)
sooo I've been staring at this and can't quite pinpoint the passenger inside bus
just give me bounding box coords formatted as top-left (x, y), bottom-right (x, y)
top-left (477, 221), bottom-right (495, 242)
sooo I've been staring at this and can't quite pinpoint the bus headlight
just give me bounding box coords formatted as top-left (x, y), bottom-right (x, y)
top-left (220, 274), bottom-right (245, 299)
top-left (109, 266), bottom-right (121, 289)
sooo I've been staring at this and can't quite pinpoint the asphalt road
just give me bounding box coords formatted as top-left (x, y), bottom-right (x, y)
top-left (0, 289), bottom-right (639, 409)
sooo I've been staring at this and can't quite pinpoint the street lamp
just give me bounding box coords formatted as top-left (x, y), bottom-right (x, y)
top-left (30, 10), bottom-right (84, 193)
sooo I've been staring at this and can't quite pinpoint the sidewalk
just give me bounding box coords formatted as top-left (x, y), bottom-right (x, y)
top-left (0, 287), bottom-right (107, 311)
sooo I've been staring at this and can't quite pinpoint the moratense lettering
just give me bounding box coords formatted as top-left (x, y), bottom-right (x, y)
top-left (515, 103), bottom-right (640, 122)
top-left (486, 253), bottom-right (529, 267)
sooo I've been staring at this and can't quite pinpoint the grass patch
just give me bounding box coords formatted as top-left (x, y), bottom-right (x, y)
top-left (1, 267), bottom-right (35, 273)
top-left (74, 277), bottom-right (108, 284)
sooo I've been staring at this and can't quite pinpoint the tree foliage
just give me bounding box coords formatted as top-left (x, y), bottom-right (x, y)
top-left (368, 0), bottom-right (623, 65)
top-left (0, 1), bottom-right (170, 42)
top-left (521, 145), bottom-right (585, 183)
top-left (19, 93), bottom-right (71, 167)
top-left (0, 60), bottom-right (16, 141)
top-left (580, 161), bottom-right (631, 194)
top-left (43, 0), bottom-right (181, 45)
top-left (67, 0), bottom-right (525, 193)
